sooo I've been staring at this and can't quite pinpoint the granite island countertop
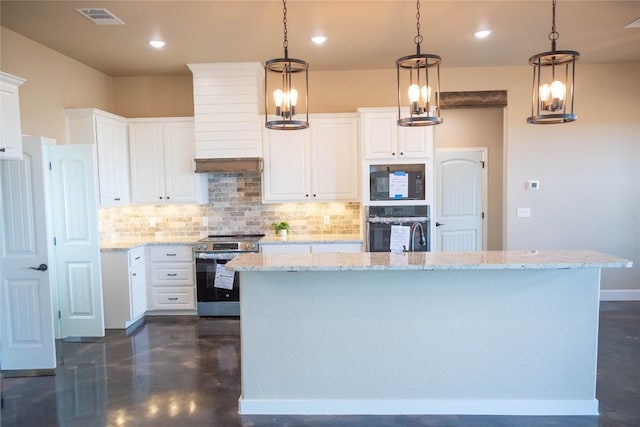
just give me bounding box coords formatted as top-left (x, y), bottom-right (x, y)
top-left (227, 249), bottom-right (632, 272)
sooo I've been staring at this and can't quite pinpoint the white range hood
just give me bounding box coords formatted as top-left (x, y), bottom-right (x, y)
top-left (187, 62), bottom-right (264, 164)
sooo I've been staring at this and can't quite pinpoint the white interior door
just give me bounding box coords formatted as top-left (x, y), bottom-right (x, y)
top-left (435, 148), bottom-right (487, 252)
top-left (0, 136), bottom-right (56, 370)
top-left (47, 144), bottom-right (104, 338)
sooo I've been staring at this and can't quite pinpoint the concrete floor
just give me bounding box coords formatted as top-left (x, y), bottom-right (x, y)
top-left (2, 301), bottom-right (639, 427)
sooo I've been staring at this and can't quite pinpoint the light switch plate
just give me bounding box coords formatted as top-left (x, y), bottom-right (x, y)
top-left (517, 208), bottom-right (531, 218)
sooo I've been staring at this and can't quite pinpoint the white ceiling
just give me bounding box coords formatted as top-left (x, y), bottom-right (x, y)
top-left (1, 1), bottom-right (639, 77)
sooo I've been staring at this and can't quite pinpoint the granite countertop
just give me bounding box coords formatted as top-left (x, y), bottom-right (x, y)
top-left (259, 233), bottom-right (363, 245)
top-left (226, 249), bottom-right (632, 272)
top-left (100, 237), bottom-right (199, 251)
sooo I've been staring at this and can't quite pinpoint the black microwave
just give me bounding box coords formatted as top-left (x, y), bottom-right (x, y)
top-left (369, 164), bottom-right (425, 201)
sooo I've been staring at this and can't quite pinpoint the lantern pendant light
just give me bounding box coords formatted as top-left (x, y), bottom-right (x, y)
top-left (265, 0), bottom-right (309, 130)
top-left (527, 0), bottom-right (579, 124)
top-left (396, 0), bottom-right (442, 127)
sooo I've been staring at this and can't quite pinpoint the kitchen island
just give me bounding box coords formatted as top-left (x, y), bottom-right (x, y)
top-left (227, 250), bottom-right (631, 416)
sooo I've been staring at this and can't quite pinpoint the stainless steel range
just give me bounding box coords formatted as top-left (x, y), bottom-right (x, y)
top-left (194, 234), bottom-right (264, 316)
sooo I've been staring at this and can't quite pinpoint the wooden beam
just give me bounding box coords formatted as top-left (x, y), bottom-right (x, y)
top-left (440, 90), bottom-right (508, 109)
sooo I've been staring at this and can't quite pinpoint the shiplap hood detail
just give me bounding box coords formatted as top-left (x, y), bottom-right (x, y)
top-left (188, 63), bottom-right (264, 166)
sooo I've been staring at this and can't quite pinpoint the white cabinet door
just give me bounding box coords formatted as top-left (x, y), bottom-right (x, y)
top-left (399, 126), bottom-right (434, 159)
top-left (0, 72), bottom-right (26, 160)
top-left (129, 122), bottom-right (166, 204)
top-left (95, 114), bottom-right (130, 206)
top-left (310, 115), bottom-right (359, 201)
top-left (361, 111), bottom-right (397, 159)
top-left (129, 119), bottom-right (205, 205)
top-left (129, 247), bottom-right (146, 321)
top-left (163, 120), bottom-right (200, 203)
top-left (65, 109), bottom-right (130, 207)
top-left (360, 108), bottom-right (433, 160)
top-left (262, 127), bottom-right (311, 202)
top-left (262, 114), bottom-right (359, 203)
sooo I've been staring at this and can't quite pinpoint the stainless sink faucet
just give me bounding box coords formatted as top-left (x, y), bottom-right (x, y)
top-left (410, 222), bottom-right (426, 252)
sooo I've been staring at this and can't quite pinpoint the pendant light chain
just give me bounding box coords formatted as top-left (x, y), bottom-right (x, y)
top-left (414, 0), bottom-right (423, 53)
top-left (549, 0), bottom-right (559, 51)
top-left (282, 0), bottom-right (289, 55)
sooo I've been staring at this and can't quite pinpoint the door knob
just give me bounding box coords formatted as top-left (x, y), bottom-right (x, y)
top-left (29, 263), bottom-right (48, 271)
top-left (435, 222), bottom-right (445, 227)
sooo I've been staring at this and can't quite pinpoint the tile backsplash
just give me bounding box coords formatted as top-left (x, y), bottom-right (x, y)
top-left (99, 172), bottom-right (361, 241)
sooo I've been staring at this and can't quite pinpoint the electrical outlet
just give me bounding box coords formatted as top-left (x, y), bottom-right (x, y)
top-left (149, 217), bottom-right (156, 227)
top-left (323, 215), bottom-right (330, 225)
top-left (202, 217), bottom-right (209, 227)
top-left (517, 208), bottom-right (531, 218)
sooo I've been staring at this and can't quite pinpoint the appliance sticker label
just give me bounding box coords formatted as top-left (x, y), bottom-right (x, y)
top-left (389, 171), bottom-right (408, 199)
top-left (390, 225), bottom-right (411, 253)
top-left (214, 266), bottom-right (235, 290)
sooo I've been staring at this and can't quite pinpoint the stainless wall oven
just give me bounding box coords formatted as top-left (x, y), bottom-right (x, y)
top-left (366, 205), bottom-right (430, 252)
top-left (195, 234), bottom-right (263, 316)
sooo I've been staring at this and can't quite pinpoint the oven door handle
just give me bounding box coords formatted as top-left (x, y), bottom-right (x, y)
top-left (196, 253), bottom-right (235, 261)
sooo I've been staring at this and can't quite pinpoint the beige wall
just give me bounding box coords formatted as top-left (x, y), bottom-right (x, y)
top-left (112, 75), bottom-right (194, 118)
top-left (2, 26), bottom-right (638, 291)
top-left (437, 108), bottom-right (504, 251)
top-left (0, 27), bottom-right (113, 144)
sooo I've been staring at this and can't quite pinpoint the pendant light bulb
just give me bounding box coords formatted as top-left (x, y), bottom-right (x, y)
top-left (539, 83), bottom-right (551, 103)
top-left (408, 84), bottom-right (421, 102)
top-left (421, 85), bottom-right (431, 103)
top-left (550, 80), bottom-right (565, 101)
top-left (273, 89), bottom-right (284, 107)
top-left (289, 88), bottom-right (298, 107)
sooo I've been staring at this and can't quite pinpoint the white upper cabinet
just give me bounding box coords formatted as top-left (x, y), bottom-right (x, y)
top-left (359, 107), bottom-right (433, 160)
top-left (129, 118), bottom-right (207, 205)
top-left (187, 62), bottom-right (264, 159)
top-left (0, 72), bottom-right (26, 160)
top-left (262, 113), bottom-right (359, 203)
top-left (65, 108), bottom-right (130, 207)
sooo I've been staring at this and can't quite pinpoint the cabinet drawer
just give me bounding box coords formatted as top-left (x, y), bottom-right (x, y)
top-left (151, 262), bottom-right (194, 286)
top-left (149, 245), bottom-right (192, 262)
top-left (128, 247), bottom-right (145, 267)
top-left (150, 287), bottom-right (195, 310)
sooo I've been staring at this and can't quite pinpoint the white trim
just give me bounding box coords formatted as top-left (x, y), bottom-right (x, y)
top-left (600, 289), bottom-right (640, 301)
top-left (238, 398), bottom-right (598, 416)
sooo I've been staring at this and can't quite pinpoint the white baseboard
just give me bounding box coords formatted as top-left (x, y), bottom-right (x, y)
top-left (238, 398), bottom-right (599, 416)
top-left (600, 289), bottom-right (640, 301)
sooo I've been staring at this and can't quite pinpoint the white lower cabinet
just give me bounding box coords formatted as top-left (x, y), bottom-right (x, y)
top-left (147, 245), bottom-right (196, 312)
top-left (260, 242), bottom-right (362, 254)
top-left (101, 246), bottom-right (147, 329)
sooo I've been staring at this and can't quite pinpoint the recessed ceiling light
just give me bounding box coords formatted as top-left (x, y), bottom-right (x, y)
top-left (474, 30), bottom-right (492, 39)
top-left (311, 35), bottom-right (327, 45)
top-left (149, 40), bottom-right (166, 48)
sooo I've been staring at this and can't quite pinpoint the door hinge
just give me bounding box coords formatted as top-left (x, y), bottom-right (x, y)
top-left (58, 310), bottom-right (61, 319)
top-left (482, 212), bottom-right (485, 219)
top-left (49, 162), bottom-right (52, 170)
top-left (53, 237), bottom-right (57, 246)
top-left (481, 161), bottom-right (486, 169)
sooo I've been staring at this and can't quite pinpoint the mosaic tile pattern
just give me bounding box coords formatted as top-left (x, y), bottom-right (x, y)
top-left (98, 172), bottom-right (362, 242)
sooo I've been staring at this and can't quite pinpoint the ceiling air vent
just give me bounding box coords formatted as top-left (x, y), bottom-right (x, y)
top-left (75, 8), bottom-right (125, 25)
